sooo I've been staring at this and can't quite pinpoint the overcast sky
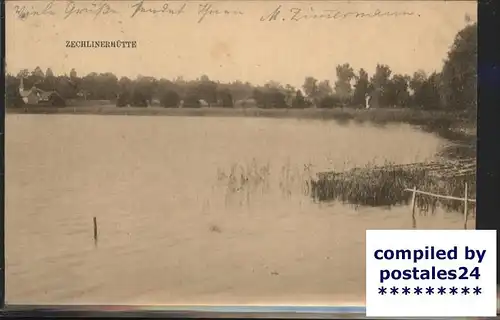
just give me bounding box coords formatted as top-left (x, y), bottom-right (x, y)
top-left (6, 0), bottom-right (476, 87)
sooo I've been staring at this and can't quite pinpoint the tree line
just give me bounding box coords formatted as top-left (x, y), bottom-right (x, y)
top-left (5, 22), bottom-right (476, 110)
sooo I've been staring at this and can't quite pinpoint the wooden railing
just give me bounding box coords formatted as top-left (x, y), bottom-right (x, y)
top-left (404, 183), bottom-right (475, 230)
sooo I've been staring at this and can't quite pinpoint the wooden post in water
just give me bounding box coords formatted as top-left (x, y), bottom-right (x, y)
top-left (410, 186), bottom-right (417, 229)
top-left (463, 182), bottom-right (468, 230)
top-left (93, 216), bottom-right (98, 247)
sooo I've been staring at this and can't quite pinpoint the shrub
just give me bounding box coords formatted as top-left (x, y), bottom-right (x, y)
top-left (116, 92), bottom-right (130, 107)
top-left (291, 90), bottom-right (307, 109)
top-left (318, 96), bottom-right (341, 109)
top-left (183, 93), bottom-right (201, 108)
top-left (161, 90), bottom-right (180, 108)
top-left (50, 93), bottom-right (66, 107)
top-left (218, 90), bottom-right (234, 108)
top-left (131, 91), bottom-right (148, 107)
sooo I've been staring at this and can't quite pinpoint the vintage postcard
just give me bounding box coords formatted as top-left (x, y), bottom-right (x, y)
top-left (5, 0), bottom-right (477, 305)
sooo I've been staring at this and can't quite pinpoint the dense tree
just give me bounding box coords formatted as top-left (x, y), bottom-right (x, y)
top-left (352, 68), bottom-right (370, 107)
top-left (118, 76), bottom-right (134, 90)
top-left (199, 74), bottom-right (210, 82)
top-left (252, 89), bottom-right (264, 107)
top-left (217, 89), bottom-right (234, 108)
top-left (291, 90), bottom-right (307, 109)
top-left (56, 76), bottom-right (79, 99)
top-left (183, 89), bottom-right (202, 108)
top-left (409, 70), bottom-right (441, 109)
top-left (49, 92), bottom-right (66, 107)
top-left (370, 64), bottom-right (392, 107)
top-left (317, 80), bottom-right (333, 100)
top-left (17, 69), bottom-right (30, 79)
top-left (80, 72), bottom-right (119, 100)
top-left (44, 68), bottom-right (57, 91)
top-left (5, 74), bottom-right (24, 107)
top-left (253, 88), bottom-right (287, 108)
top-left (334, 63), bottom-right (355, 104)
top-left (264, 81), bottom-right (283, 90)
top-left (318, 96), bottom-right (340, 109)
top-left (196, 80), bottom-right (218, 104)
top-left (214, 80), bottom-right (251, 101)
top-left (45, 68), bottom-right (54, 78)
top-left (161, 90), bottom-right (180, 108)
top-left (134, 75), bottom-right (157, 104)
top-left (283, 84), bottom-right (296, 106)
top-left (32, 66), bottom-right (44, 79)
top-left (386, 74), bottom-right (411, 107)
top-left (116, 91), bottom-right (131, 107)
top-left (420, 72), bottom-right (442, 109)
top-left (268, 90), bottom-right (288, 108)
top-left (439, 22), bottom-right (477, 110)
top-left (302, 77), bottom-right (318, 101)
top-left (409, 70), bottom-right (427, 103)
top-left (131, 91), bottom-right (149, 107)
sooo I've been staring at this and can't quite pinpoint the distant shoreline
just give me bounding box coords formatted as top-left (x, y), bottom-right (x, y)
top-left (6, 104), bottom-right (474, 122)
top-left (6, 105), bottom-right (476, 146)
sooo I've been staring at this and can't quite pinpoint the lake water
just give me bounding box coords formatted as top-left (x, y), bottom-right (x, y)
top-left (5, 114), bottom-right (475, 305)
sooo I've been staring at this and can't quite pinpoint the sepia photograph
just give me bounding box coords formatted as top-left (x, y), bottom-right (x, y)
top-left (5, 0), bottom-right (477, 306)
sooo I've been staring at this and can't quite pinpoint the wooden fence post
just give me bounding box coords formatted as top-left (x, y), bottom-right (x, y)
top-left (93, 216), bottom-right (98, 247)
top-left (463, 182), bottom-right (468, 230)
top-left (410, 186), bottom-right (417, 229)
top-left (404, 185), bottom-right (475, 229)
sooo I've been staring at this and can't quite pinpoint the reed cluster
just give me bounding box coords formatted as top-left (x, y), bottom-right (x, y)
top-left (216, 160), bottom-right (314, 206)
top-left (310, 160), bottom-right (476, 214)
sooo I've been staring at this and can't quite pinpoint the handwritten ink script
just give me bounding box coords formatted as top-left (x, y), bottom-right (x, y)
top-left (64, 0), bottom-right (118, 20)
top-left (11, 1), bottom-right (419, 22)
top-left (260, 5), bottom-right (418, 22)
top-left (197, 3), bottom-right (244, 23)
top-left (13, 1), bottom-right (56, 21)
top-left (12, 0), bottom-right (118, 20)
top-left (130, 0), bottom-right (186, 18)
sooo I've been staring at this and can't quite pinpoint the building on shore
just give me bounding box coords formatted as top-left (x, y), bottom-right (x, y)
top-left (18, 78), bottom-right (65, 106)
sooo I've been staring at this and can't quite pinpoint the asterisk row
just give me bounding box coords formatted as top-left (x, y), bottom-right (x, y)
top-left (378, 286), bottom-right (482, 296)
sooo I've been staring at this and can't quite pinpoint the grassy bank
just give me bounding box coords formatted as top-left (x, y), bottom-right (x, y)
top-left (6, 104), bottom-right (475, 126)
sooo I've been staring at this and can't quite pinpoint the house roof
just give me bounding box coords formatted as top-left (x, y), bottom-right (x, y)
top-left (19, 86), bottom-right (40, 97)
top-left (39, 91), bottom-right (55, 100)
top-left (19, 86), bottom-right (59, 100)
top-left (19, 90), bottom-right (32, 98)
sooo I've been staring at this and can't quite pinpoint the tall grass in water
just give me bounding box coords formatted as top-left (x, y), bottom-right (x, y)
top-left (278, 159), bottom-right (314, 198)
top-left (216, 159), bottom-right (314, 207)
top-left (216, 160), bottom-right (271, 207)
top-left (310, 160), bottom-right (476, 215)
